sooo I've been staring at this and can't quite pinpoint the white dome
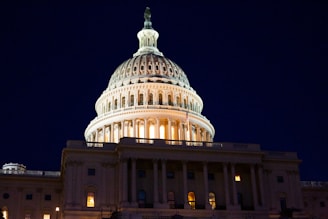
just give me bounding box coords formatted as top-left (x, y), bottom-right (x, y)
top-left (108, 53), bottom-right (191, 90)
top-left (85, 7), bottom-right (215, 143)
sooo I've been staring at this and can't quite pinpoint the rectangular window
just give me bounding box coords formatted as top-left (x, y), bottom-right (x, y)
top-left (187, 171), bottom-right (195, 179)
top-left (88, 168), bottom-right (96, 176)
top-left (43, 214), bottom-right (50, 219)
top-left (26, 194), bottom-right (33, 200)
top-left (24, 214), bottom-right (31, 219)
top-left (87, 192), bottom-right (95, 207)
top-left (208, 173), bottom-right (215, 180)
top-left (44, 194), bottom-right (51, 201)
top-left (138, 170), bottom-right (146, 178)
top-left (235, 175), bottom-right (241, 182)
top-left (277, 176), bottom-right (284, 183)
top-left (167, 171), bottom-right (175, 179)
top-left (320, 201), bottom-right (326, 207)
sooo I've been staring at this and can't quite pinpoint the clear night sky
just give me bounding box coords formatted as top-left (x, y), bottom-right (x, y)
top-left (1, 1), bottom-right (327, 181)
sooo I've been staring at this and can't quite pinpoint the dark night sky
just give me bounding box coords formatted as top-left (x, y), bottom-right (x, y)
top-left (0, 1), bottom-right (327, 181)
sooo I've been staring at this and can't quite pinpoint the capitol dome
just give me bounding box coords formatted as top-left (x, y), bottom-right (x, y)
top-left (85, 7), bottom-right (215, 143)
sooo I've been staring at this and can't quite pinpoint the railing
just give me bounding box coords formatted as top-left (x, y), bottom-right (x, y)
top-left (67, 138), bottom-right (261, 151)
top-left (301, 181), bottom-right (328, 187)
top-left (0, 169), bottom-right (60, 177)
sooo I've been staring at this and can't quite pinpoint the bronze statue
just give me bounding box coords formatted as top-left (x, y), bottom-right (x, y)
top-left (144, 7), bottom-right (151, 22)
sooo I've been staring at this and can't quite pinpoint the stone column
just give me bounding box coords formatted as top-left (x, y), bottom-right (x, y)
top-left (161, 160), bottom-right (167, 205)
top-left (155, 118), bottom-right (160, 138)
top-left (258, 165), bottom-right (265, 207)
top-left (168, 119), bottom-right (172, 140)
top-left (110, 124), bottom-right (114, 142)
top-left (288, 170), bottom-right (296, 207)
top-left (231, 163), bottom-right (238, 206)
top-left (131, 158), bottom-right (137, 206)
top-left (223, 163), bottom-right (230, 207)
top-left (250, 164), bottom-right (259, 209)
top-left (203, 162), bottom-right (211, 209)
top-left (182, 161), bottom-right (189, 208)
top-left (144, 118), bottom-right (148, 138)
top-left (197, 126), bottom-right (201, 142)
top-left (153, 159), bottom-right (159, 205)
top-left (95, 129), bottom-right (99, 142)
top-left (119, 158), bottom-right (129, 207)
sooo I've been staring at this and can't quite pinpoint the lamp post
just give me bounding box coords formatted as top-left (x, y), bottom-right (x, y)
top-left (55, 207), bottom-right (60, 219)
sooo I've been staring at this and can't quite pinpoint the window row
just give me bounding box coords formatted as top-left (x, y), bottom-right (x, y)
top-left (100, 93), bottom-right (201, 114)
top-left (1, 193), bottom-right (53, 201)
top-left (1, 207), bottom-right (60, 219)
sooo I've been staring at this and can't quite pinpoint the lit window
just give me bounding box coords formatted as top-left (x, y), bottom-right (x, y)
top-left (188, 192), bottom-right (196, 209)
top-left (209, 192), bottom-right (216, 210)
top-left (2, 209), bottom-right (8, 219)
top-left (87, 192), bottom-right (95, 207)
top-left (43, 213), bottom-right (50, 219)
top-left (235, 175), bottom-right (241, 182)
top-left (159, 125), bottom-right (165, 139)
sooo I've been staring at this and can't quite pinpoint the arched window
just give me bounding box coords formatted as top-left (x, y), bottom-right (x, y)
top-left (121, 96), bottom-right (125, 108)
top-left (167, 191), bottom-right (175, 209)
top-left (108, 102), bottom-right (111, 111)
top-left (209, 192), bottom-right (216, 210)
top-left (139, 93), bottom-right (144, 105)
top-left (176, 96), bottom-right (181, 107)
top-left (168, 94), bottom-right (173, 106)
top-left (130, 95), bottom-right (134, 106)
top-left (138, 190), bottom-right (146, 207)
top-left (188, 192), bottom-right (196, 209)
top-left (114, 99), bottom-right (118, 110)
top-left (87, 192), bottom-right (95, 207)
top-left (148, 93), bottom-right (153, 105)
top-left (1, 207), bottom-right (8, 219)
top-left (159, 93), bottom-right (163, 105)
top-left (160, 124), bottom-right (165, 139)
top-left (279, 193), bottom-right (287, 211)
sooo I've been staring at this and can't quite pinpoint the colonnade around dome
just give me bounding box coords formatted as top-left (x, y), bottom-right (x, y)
top-left (86, 116), bottom-right (213, 144)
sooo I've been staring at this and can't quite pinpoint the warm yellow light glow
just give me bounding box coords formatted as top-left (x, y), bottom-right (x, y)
top-left (159, 125), bottom-right (165, 139)
top-left (209, 192), bottom-right (216, 210)
top-left (235, 175), bottom-right (241, 182)
top-left (43, 214), bottom-right (50, 219)
top-left (188, 192), bottom-right (196, 209)
top-left (87, 192), bottom-right (95, 207)
top-left (171, 126), bottom-right (175, 139)
top-left (3, 210), bottom-right (8, 219)
top-left (55, 207), bottom-right (60, 212)
top-left (139, 125), bottom-right (145, 138)
top-left (149, 124), bottom-right (155, 138)
top-left (129, 125), bottom-right (134, 137)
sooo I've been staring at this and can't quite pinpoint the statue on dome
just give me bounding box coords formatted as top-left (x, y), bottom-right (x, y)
top-left (143, 7), bottom-right (152, 29)
top-left (144, 7), bottom-right (151, 21)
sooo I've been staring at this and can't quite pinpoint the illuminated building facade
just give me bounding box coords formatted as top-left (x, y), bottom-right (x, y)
top-left (0, 7), bottom-right (327, 219)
